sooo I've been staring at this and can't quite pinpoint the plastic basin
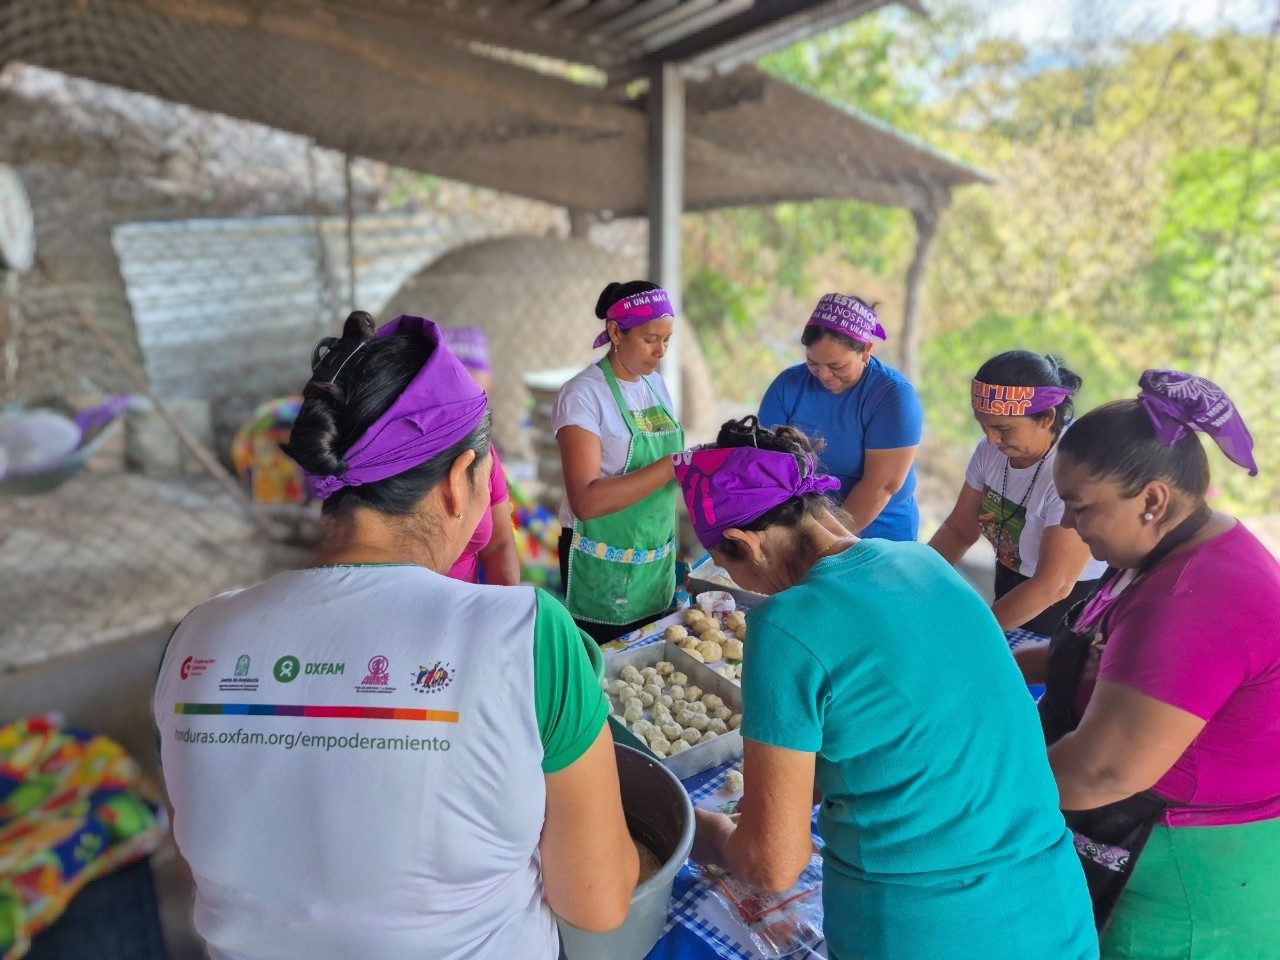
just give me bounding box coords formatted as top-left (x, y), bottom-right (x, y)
top-left (557, 743), bottom-right (694, 960)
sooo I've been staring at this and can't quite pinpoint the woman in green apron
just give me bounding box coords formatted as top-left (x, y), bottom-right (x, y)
top-left (553, 281), bottom-right (684, 643)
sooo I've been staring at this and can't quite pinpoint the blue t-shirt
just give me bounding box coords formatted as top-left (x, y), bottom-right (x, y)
top-left (742, 540), bottom-right (1095, 959)
top-left (757, 358), bottom-right (922, 541)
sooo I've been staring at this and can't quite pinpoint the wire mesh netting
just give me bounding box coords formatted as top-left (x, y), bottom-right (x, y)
top-left (2, 0), bottom-right (1277, 669)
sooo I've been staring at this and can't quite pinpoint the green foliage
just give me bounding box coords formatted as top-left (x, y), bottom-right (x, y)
top-left (683, 5), bottom-right (1279, 518)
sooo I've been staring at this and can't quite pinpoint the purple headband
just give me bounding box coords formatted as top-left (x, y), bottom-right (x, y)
top-left (302, 315), bottom-right (489, 499)
top-left (805, 293), bottom-right (887, 345)
top-left (441, 326), bottom-right (491, 374)
top-left (593, 288), bottom-right (674, 349)
top-left (1138, 369), bottom-right (1257, 476)
top-left (971, 379), bottom-right (1074, 417)
top-left (673, 447), bottom-right (839, 550)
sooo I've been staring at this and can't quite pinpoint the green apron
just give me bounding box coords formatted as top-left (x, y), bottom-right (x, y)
top-left (565, 359), bottom-right (684, 626)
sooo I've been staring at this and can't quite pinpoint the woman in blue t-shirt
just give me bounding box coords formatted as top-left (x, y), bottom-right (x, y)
top-left (757, 293), bottom-right (922, 541)
top-left (673, 417), bottom-right (1096, 960)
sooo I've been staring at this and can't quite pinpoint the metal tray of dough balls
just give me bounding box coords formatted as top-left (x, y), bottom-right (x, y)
top-left (602, 640), bottom-right (744, 780)
top-left (664, 607), bottom-right (747, 687)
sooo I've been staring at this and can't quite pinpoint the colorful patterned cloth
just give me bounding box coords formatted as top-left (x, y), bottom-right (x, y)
top-left (0, 716), bottom-right (164, 960)
top-left (230, 396), bottom-right (311, 505)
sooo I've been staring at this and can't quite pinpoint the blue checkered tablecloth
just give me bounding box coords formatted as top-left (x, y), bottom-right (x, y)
top-left (646, 763), bottom-right (827, 960)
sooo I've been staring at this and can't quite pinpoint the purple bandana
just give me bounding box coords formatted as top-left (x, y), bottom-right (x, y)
top-left (441, 326), bottom-right (491, 374)
top-left (304, 315), bottom-right (489, 499)
top-left (806, 293), bottom-right (887, 345)
top-left (1138, 369), bottom-right (1257, 476)
top-left (673, 447), bottom-right (839, 550)
top-left (971, 379), bottom-right (1074, 417)
top-left (592, 288), bottom-right (674, 348)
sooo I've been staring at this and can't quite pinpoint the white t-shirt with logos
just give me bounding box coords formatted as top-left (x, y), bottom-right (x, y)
top-left (154, 566), bottom-right (583, 960)
top-left (964, 439), bottom-right (1108, 581)
top-left (552, 363), bottom-right (677, 527)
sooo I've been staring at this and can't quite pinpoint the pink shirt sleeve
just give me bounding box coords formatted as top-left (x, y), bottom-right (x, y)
top-left (1099, 565), bottom-right (1251, 721)
top-left (488, 447), bottom-right (509, 507)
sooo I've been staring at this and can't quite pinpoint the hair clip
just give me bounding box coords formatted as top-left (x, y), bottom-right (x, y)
top-left (311, 336), bottom-right (367, 385)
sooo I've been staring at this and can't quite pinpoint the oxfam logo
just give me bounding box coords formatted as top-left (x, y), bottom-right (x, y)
top-left (273, 655), bottom-right (301, 683)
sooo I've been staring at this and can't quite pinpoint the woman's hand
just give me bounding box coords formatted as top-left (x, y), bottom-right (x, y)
top-left (691, 808), bottom-right (736, 870)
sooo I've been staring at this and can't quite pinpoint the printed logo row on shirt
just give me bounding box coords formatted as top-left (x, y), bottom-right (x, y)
top-left (179, 654), bottom-right (453, 695)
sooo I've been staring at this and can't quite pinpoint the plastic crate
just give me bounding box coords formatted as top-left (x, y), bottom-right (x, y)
top-left (25, 859), bottom-right (168, 960)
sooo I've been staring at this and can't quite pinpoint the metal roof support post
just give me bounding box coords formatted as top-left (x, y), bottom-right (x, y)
top-left (648, 61), bottom-right (684, 418)
top-left (900, 189), bottom-right (949, 383)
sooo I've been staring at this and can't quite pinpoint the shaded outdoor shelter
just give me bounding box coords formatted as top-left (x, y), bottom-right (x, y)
top-left (2, 0), bottom-right (991, 397)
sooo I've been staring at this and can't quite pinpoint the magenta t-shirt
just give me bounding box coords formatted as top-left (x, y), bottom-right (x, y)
top-left (1096, 521), bottom-right (1280, 827)
top-left (446, 447), bottom-right (508, 584)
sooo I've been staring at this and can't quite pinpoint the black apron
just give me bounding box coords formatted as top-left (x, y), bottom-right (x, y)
top-left (994, 563), bottom-right (1102, 636)
top-left (1038, 508), bottom-right (1211, 930)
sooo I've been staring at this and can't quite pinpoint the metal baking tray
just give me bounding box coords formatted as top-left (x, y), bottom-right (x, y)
top-left (604, 640), bottom-right (743, 780)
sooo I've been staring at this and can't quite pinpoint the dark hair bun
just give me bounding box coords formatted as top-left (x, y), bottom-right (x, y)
top-left (343, 311), bottom-right (377, 342)
top-left (594, 283), bottom-right (624, 320)
top-left (1045, 354), bottom-right (1084, 393)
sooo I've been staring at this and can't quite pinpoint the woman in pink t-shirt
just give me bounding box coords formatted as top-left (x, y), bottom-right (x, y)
top-left (442, 326), bottom-right (519, 585)
top-left (1041, 370), bottom-right (1278, 959)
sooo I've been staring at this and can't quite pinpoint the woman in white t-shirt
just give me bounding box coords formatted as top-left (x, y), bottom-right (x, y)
top-left (930, 351), bottom-right (1105, 678)
top-left (554, 281), bottom-right (684, 643)
top-left (154, 311), bottom-right (637, 960)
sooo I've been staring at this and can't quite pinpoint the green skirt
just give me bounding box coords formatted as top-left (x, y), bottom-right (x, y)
top-left (1103, 816), bottom-right (1280, 960)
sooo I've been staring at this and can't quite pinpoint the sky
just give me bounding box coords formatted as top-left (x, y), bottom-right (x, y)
top-left (992, 0), bottom-right (1275, 46)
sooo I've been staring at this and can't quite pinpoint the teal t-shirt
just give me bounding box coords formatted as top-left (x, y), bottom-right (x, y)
top-left (742, 539), bottom-right (1068, 882)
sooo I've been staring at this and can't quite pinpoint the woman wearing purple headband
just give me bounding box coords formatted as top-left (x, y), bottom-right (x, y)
top-left (153, 311), bottom-right (638, 960)
top-left (758, 292), bottom-right (923, 542)
top-left (553, 280), bottom-right (683, 643)
top-left (677, 417), bottom-right (1095, 960)
top-left (930, 350), bottom-right (1105, 664)
top-left (439, 325), bottom-right (519, 586)
top-left (1039, 371), bottom-right (1278, 957)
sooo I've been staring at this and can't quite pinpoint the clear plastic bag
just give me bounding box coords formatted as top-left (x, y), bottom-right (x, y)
top-left (701, 855), bottom-right (824, 959)
top-left (695, 590), bottom-right (737, 616)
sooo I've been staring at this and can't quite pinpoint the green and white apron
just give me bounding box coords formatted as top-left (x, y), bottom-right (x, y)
top-left (565, 359), bottom-right (684, 626)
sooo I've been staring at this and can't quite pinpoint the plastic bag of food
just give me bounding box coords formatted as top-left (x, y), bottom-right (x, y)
top-left (695, 590), bottom-right (736, 616)
top-left (701, 855), bottom-right (824, 959)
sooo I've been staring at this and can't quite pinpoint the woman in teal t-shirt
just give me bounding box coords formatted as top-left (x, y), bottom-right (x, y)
top-left (674, 417), bottom-right (1096, 960)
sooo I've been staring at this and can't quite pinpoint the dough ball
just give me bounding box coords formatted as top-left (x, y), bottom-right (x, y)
top-left (656, 660), bottom-right (676, 676)
top-left (713, 705), bottom-right (732, 722)
top-left (623, 699), bottom-right (644, 723)
top-left (647, 735), bottom-right (671, 758)
top-left (724, 639), bottom-right (744, 661)
top-left (667, 685), bottom-right (685, 702)
top-left (669, 739), bottom-right (691, 755)
top-left (706, 718), bottom-right (728, 735)
top-left (678, 637), bottom-right (699, 652)
top-left (683, 608), bottom-right (705, 626)
top-left (702, 694), bottom-right (724, 710)
top-left (643, 682), bottom-right (664, 699)
top-left (631, 719), bottom-right (654, 738)
top-left (660, 721), bottom-right (683, 741)
top-left (700, 628), bottom-right (727, 646)
top-left (684, 702), bottom-right (707, 716)
top-left (640, 666), bottom-right (660, 680)
top-left (684, 648), bottom-right (706, 662)
top-left (726, 769), bottom-right (744, 793)
top-left (665, 625), bottom-right (689, 642)
top-left (696, 641), bottom-right (723, 663)
top-left (619, 665), bottom-right (642, 684)
top-left (688, 714), bottom-right (709, 732)
top-left (659, 694), bottom-right (675, 708)
top-left (670, 672), bottom-right (688, 687)
top-left (684, 686), bottom-right (703, 703)
top-left (639, 692), bottom-right (655, 708)
top-left (728, 714), bottom-right (742, 730)
top-left (702, 730), bottom-right (719, 742)
top-left (610, 679), bottom-right (631, 698)
top-left (680, 727), bottom-right (702, 745)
